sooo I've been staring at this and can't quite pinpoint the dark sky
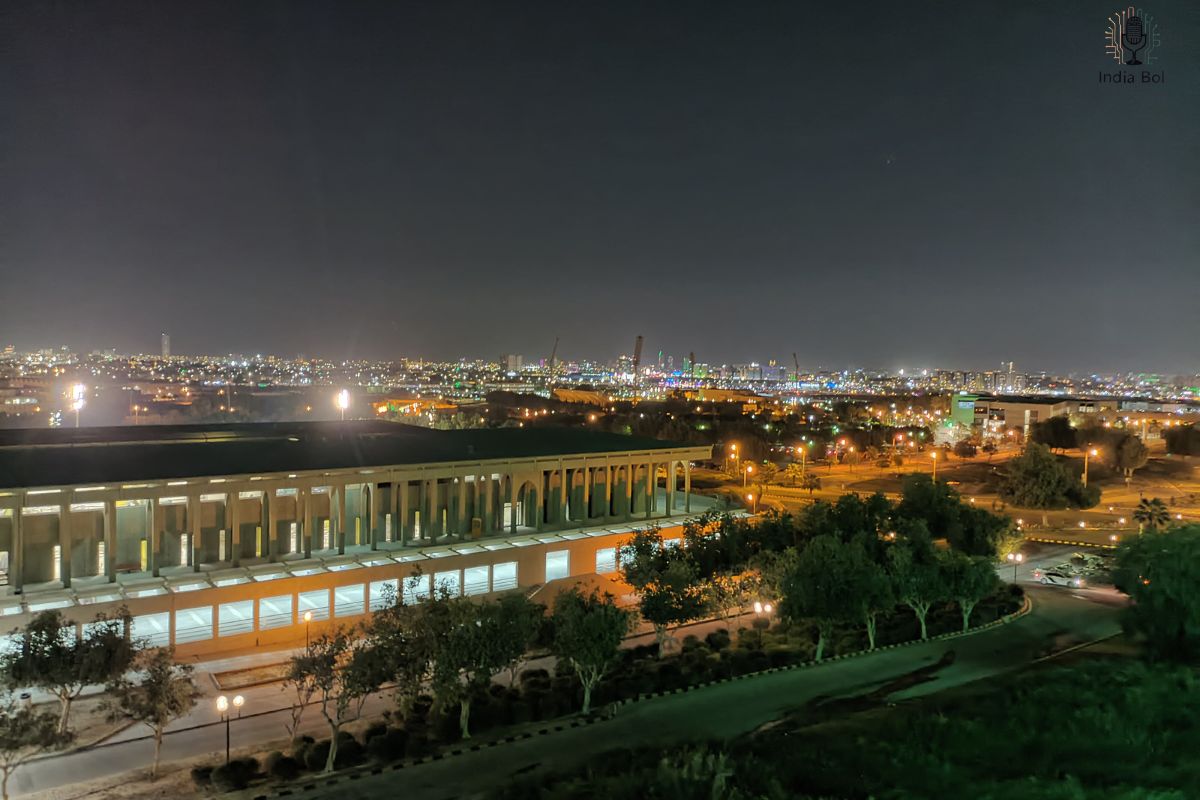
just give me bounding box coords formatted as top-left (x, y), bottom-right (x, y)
top-left (3, 1), bottom-right (1198, 373)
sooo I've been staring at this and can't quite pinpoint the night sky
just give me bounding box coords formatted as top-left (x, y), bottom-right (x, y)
top-left (3, 1), bottom-right (1198, 372)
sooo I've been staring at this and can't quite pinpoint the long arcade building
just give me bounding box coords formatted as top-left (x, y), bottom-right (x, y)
top-left (0, 422), bottom-right (712, 657)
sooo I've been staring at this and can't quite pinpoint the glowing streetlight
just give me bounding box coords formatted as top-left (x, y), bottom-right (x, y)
top-left (1082, 447), bottom-right (1099, 487)
top-left (746, 493), bottom-right (756, 514)
top-left (743, 463), bottom-right (753, 487)
top-left (303, 610), bottom-right (313, 647)
top-left (216, 694), bottom-right (245, 764)
top-left (1005, 551), bottom-right (1024, 582)
top-left (930, 450), bottom-right (938, 481)
top-left (335, 389), bottom-right (350, 421)
top-left (70, 383), bottom-right (86, 428)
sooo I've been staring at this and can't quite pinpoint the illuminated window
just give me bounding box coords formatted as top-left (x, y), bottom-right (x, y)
top-left (218, 600), bottom-right (254, 637)
top-left (132, 612), bottom-right (170, 647)
top-left (369, 579), bottom-right (399, 611)
top-left (175, 606), bottom-right (213, 643)
top-left (259, 595), bottom-right (293, 629)
top-left (463, 565), bottom-right (489, 596)
top-left (595, 547), bottom-right (617, 574)
top-left (333, 584), bottom-right (365, 617)
top-left (492, 561), bottom-right (518, 591)
top-left (545, 550), bottom-right (569, 582)
top-left (298, 589), bottom-right (330, 621)
top-left (433, 570), bottom-right (460, 597)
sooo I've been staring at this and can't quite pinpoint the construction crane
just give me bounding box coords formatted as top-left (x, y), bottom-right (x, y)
top-left (548, 337), bottom-right (559, 371)
top-left (689, 351), bottom-right (696, 379)
top-left (632, 335), bottom-right (644, 379)
top-left (793, 352), bottom-right (800, 382)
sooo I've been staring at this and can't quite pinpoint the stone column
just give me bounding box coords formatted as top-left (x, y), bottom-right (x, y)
top-left (10, 500), bottom-right (23, 593)
top-left (666, 461), bottom-right (675, 515)
top-left (581, 463), bottom-right (590, 525)
top-left (301, 487), bottom-right (313, 558)
top-left (483, 475), bottom-right (494, 534)
top-left (626, 463), bottom-right (635, 521)
top-left (368, 482), bottom-right (380, 550)
top-left (58, 502), bottom-right (72, 588)
top-left (508, 475), bottom-right (517, 534)
top-left (605, 462), bottom-right (613, 518)
top-left (147, 497), bottom-right (159, 576)
top-left (189, 493), bottom-right (202, 571)
top-left (265, 490), bottom-right (278, 561)
top-left (337, 484), bottom-right (348, 554)
top-left (227, 492), bottom-right (240, 567)
top-left (103, 499), bottom-right (116, 582)
top-left (428, 478), bottom-right (440, 542)
top-left (398, 478), bottom-right (409, 543)
top-left (417, 479), bottom-right (427, 541)
top-left (684, 462), bottom-right (692, 513)
top-left (457, 476), bottom-right (467, 537)
top-left (645, 462), bottom-right (653, 519)
top-left (558, 463), bottom-right (568, 526)
top-left (389, 476), bottom-right (400, 543)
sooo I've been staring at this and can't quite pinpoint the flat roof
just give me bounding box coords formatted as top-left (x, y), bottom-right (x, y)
top-left (0, 421), bottom-right (702, 489)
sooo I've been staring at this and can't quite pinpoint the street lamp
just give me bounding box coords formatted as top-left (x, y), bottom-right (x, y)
top-left (746, 493), bottom-right (756, 513)
top-left (930, 450), bottom-right (938, 481)
top-left (336, 389), bottom-right (350, 421)
top-left (1005, 551), bottom-right (1024, 583)
top-left (215, 694), bottom-right (245, 764)
top-left (1082, 447), bottom-right (1098, 487)
top-left (70, 383), bottom-right (86, 428)
top-left (303, 610), bottom-right (313, 648)
top-left (743, 463), bottom-right (753, 488)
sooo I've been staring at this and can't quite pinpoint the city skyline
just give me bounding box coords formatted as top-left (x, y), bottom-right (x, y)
top-left (4, 1), bottom-right (1198, 371)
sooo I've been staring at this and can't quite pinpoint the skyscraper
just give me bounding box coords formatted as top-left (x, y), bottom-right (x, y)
top-left (161, 332), bottom-right (170, 359)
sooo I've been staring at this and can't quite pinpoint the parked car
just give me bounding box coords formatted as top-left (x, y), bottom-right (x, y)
top-left (1033, 568), bottom-right (1085, 588)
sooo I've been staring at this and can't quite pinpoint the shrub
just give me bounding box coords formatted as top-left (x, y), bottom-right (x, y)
top-left (335, 738), bottom-right (366, 769)
top-left (190, 765), bottom-right (213, 788)
top-left (705, 629), bottom-right (732, 651)
top-left (366, 728), bottom-right (409, 763)
top-left (363, 721), bottom-right (388, 743)
top-left (303, 740), bottom-right (331, 772)
top-left (265, 751), bottom-right (301, 781)
top-left (210, 758), bottom-right (258, 792)
top-left (405, 734), bottom-right (434, 759)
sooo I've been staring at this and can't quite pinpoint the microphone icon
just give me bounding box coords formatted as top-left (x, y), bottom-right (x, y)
top-left (1122, 15), bottom-right (1147, 65)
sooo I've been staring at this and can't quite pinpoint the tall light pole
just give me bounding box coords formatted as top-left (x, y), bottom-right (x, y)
top-left (336, 389), bottom-right (350, 421)
top-left (303, 610), bottom-right (313, 648)
top-left (1082, 447), bottom-right (1098, 487)
top-left (70, 383), bottom-right (86, 428)
top-left (1006, 551), bottom-right (1024, 583)
top-left (746, 493), bottom-right (756, 514)
top-left (743, 463), bottom-right (753, 488)
top-left (216, 694), bottom-right (245, 765)
top-left (930, 450), bottom-right (938, 482)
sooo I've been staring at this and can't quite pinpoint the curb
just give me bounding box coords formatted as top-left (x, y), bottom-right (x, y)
top-left (244, 594), bottom-right (1033, 799)
top-left (1024, 536), bottom-right (1118, 550)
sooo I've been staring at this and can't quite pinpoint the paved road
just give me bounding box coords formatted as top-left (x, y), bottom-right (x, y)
top-left (283, 582), bottom-right (1121, 800)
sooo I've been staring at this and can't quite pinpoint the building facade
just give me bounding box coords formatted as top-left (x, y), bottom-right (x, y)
top-left (0, 422), bottom-right (712, 657)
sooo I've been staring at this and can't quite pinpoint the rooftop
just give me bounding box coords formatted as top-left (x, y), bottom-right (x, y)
top-left (0, 421), bottom-right (700, 489)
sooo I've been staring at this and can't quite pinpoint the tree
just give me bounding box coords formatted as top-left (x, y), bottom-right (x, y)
top-left (2, 609), bottom-right (135, 735)
top-left (853, 557), bottom-right (894, 650)
top-left (941, 551), bottom-right (999, 632)
top-left (783, 463), bottom-right (804, 487)
top-left (106, 648), bottom-right (196, 779)
top-left (637, 559), bottom-right (709, 656)
top-left (799, 473), bottom-right (821, 496)
top-left (1164, 424), bottom-right (1200, 458)
top-left (1108, 434), bottom-right (1149, 486)
top-left (1031, 416), bottom-right (1079, 452)
top-left (287, 627), bottom-right (384, 771)
top-left (779, 536), bottom-right (860, 661)
top-left (888, 544), bottom-right (946, 640)
top-left (427, 595), bottom-right (533, 738)
top-left (953, 440), bottom-right (977, 460)
top-left (0, 697), bottom-right (70, 800)
top-left (363, 581), bottom-right (433, 721)
top-left (753, 463), bottom-right (779, 500)
top-left (1113, 525), bottom-right (1200, 660)
top-left (550, 589), bottom-right (633, 713)
top-left (1000, 442), bottom-right (1088, 510)
top-left (1134, 497), bottom-right (1170, 533)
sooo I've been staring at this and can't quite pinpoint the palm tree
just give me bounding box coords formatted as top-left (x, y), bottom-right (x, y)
top-left (799, 473), bottom-right (821, 496)
top-left (1134, 497), bottom-right (1170, 533)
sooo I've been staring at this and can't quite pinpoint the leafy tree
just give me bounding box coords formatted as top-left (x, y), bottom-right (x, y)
top-left (1107, 434), bottom-right (1149, 486)
top-left (1, 608), bottom-right (135, 735)
top-left (1000, 442), bottom-right (1088, 509)
top-left (287, 627), bottom-right (385, 770)
top-left (1164, 424), bottom-right (1200, 457)
top-left (1031, 416), bottom-right (1079, 452)
top-left (779, 536), bottom-right (860, 661)
top-left (853, 557), bottom-right (894, 650)
top-left (753, 463), bottom-right (779, 500)
top-left (0, 697), bottom-right (71, 800)
top-left (637, 560), bottom-right (709, 656)
top-left (783, 463), bottom-right (804, 487)
top-left (1134, 497), bottom-right (1170, 533)
top-left (1113, 525), bottom-right (1200, 659)
top-left (106, 648), bottom-right (196, 779)
top-left (941, 551), bottom-right (999, 631)
top-left (427, 595), bottom-right (534, 738)
top-left (550, 589), bottom-right (633, 713)
top-left (799, 473), bottom-right (821, 496)
top-left (888, 544), bottom-right (946, 640)
top-left (618, 526), bottom-right (669, 592)
top-left (952, 506), bottom-right (1019, 559)
top-left (953, 440), bottom-right (977, 459)
top-left (363, 580), bottom-right (433, 720)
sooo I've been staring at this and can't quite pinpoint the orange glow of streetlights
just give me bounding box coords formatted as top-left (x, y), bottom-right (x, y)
top-left (335, 389), bottom-right (350, 420)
